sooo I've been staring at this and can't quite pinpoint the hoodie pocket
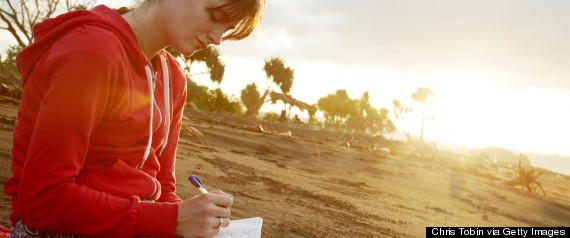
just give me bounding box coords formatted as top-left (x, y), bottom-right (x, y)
top-left (81, 159), bottom-right (161, 200)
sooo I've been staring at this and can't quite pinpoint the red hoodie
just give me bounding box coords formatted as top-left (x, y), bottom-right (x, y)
top-left (4, 5), bottom-right (186, 237)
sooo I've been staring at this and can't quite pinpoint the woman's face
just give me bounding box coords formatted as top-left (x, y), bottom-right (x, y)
top-left (160, 0), bottom-right (239, 56)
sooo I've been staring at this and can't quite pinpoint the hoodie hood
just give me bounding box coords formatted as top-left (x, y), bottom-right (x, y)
top-left (17, 5), bottom-right (147, 86)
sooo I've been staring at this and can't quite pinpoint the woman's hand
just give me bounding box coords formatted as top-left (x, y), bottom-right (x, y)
top-left (175, 190), bottom-right (233, 237)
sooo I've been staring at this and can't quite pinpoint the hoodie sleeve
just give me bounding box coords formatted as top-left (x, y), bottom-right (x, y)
top-left (156, 54), bottom-right (186, 204)
top-left (16, 26), bottom-right (177, 238)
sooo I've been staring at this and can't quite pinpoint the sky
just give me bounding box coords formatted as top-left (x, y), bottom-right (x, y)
top-left (206, 0), bottom-right (570, 158)
top-left (2, 0), bottom-right (569, 172)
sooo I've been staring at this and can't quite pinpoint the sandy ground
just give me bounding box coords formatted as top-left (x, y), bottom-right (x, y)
top-left (0, 102), bottom-right (569, 237)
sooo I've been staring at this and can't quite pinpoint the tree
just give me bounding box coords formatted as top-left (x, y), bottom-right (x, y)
top-left (188, 82), bottom-right (242, 115)
top-left (263, 57), bottom-right (294, 115)
top-left (349, 94), bottom-right (396, 136)
top-left (346, 111), bottom-right (365, 132)
top-left (209, 88), bottom-right (242, 115)
top-left (188, 46), bottom-right (225, 84)
top-left (0, 44), bottom-right (21, 78)
top-left (317, 89), bottom-right (355, 128)
top-left (167, 46), bottom-right (226, 85)
top-left (267, 91), bottom-right (317, 122)
top-left (392, 99), bottom-right (412, 120)
top-left (0, 0), bottom-right (95, 48)
top-left (373, 107), bottom-right (396, 136)
top-left (317, 94), bottom-right (334, 125)
top-left (241, 57), bottom-right (295, 118)
top-left (263, 57), bottom-right (294, 95)
top-left (0, 44), bottom-right (23, 98)
top-left (64, 0), bottom-right (94, 11)
top-left (411, 87), bottom-right (435, 143)
top-left (346, 92), bottom-right (370, 133)
top-left (318, 90), bottom-right (395, 135)
top-left (240, 83), bottom-right (262, 116)
top-left (166, 46), bottom-right (226, 108)
top-left (332, 89), bottom-right (356, 124)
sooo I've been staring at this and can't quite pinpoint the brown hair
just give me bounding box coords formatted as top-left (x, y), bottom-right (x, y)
top-left (207, 0), bottom-right (265, 41)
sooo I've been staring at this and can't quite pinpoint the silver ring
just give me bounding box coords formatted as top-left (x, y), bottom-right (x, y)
top-left (216, 217), bottom-right (223, 228)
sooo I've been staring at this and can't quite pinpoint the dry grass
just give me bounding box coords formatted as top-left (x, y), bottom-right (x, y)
top-left (504, 155), bottom-right (546, 195)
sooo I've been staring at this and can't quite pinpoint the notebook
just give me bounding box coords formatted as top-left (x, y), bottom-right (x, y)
top-left (212, 217), bottom-right (263, 238)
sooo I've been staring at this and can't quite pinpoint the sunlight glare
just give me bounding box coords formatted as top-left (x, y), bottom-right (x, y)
top-left (424, 78), bottom-right (570, 156)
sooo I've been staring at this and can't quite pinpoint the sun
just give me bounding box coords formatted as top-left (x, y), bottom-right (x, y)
top-left (422, 77), bottom-right (512, 148)
top-left (420, 77), bottom-right (570, 156)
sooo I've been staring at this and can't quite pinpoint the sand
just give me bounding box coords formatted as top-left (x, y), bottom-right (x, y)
top-left (0, 102), bottom-right (569, 237)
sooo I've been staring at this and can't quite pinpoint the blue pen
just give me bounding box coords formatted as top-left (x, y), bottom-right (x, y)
top-left (189, 175), bottom-right (209, 194)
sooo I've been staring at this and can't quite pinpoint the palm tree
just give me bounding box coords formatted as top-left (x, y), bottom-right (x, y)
top-left (392, 99), bottom-right (412, 120)
top-left (188, 46), bottom-right (225, 84)
top-left (411, 87), bottom-right (435, 143)
top-left (263, 57), bottom-right (294, 94)
top-left (240, 83), bottom-right (262, 116)
top-left (166, 46), bottom-right (225, 84)
top-left (262, 57), bottom-right (294, 116)
top-left (166, 46), bottom-right (226, 106)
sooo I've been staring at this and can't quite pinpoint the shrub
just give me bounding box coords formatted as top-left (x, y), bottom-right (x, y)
top-left (186, 78), bottom-right (243, 115)
top-left (262, 112), bottom-right (280, 121)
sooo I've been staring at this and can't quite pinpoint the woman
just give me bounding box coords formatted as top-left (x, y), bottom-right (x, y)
top-left (4, 0), bottom-right (264, 237)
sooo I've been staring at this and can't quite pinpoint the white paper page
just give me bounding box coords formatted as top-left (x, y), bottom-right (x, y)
top-left (211, 217), bottom-right (263, 238)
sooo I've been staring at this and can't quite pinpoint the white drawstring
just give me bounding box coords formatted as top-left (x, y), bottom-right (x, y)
top-left (138, 65), bottom-right (154, 169)
top-left (153, 95), bottom-right (162, 133)
top-left (138, 53), bottom-right (170, 169)
top-left (159, 53), bottom-right (170, 156)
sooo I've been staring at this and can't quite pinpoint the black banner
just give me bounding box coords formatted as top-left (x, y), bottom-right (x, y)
top-left (426, 227), bottom-right (568, 238)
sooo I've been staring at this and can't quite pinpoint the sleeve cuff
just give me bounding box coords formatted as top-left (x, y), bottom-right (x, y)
top-left (157, 192), bottom-right (183, 204)
top-left (134, 200), bottom-right (178, 238)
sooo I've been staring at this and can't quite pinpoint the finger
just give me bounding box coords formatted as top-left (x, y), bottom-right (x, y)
top-left (213, 217), bottom-right (231, 228)
top-left (213, 207), bottom-right (231, 218)
top-left (219, 217), bottom-right (231, 228)
top-left (205, 192), bottom-right (233, 207)
top-left (211, 190), bottom-right (233, 199)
